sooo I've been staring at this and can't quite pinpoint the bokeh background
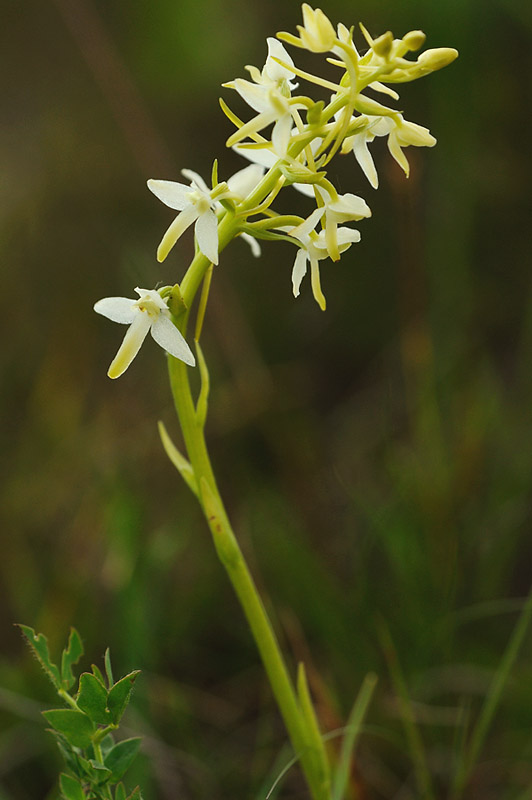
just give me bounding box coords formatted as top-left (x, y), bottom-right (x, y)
top-left (2, 0), bottom-right (532, 797)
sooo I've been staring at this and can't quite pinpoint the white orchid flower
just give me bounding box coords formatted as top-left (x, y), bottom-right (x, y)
top-left (314, 185), bottom-right (371, 261)
top-left (342, 113), bottom-right (436, 186)
top-left (386, 116), bottom-right (436, 177)
top-left (148, 169), bottom-right (232, 264)
top-left (225, 40), bottom-right (303, 149)
top-left (286, 208), bottom-right (361, 310)
top-left (94, 287), bottom-right (195, 379)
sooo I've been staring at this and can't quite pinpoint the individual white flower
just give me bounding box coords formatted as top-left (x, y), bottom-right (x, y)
top-left (341, 116), bottom-right (392, 189)
top-left (315, 185), bottom-right (371, 261)
top-left (341, 113), bottom-right (436, 185)
top-left (286, 208), bottom-right (361, 310)
top-left (225, 40), bottom-right (303, 149)
top-left (148, 169), bottom-right (232, 264)
top-left (386, 116), bottom-right (436, 177)
top-left (94, 287), bottom-right (195, 379)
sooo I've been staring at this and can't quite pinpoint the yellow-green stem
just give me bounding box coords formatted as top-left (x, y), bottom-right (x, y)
top-left (168, 355), bottom-right (330, 800)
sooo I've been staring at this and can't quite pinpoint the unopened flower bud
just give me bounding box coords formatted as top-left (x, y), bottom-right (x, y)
top-left (372, 31), bottom-right (394, 58)
top-left (297, 4), bottom-right (336, 52)
top-left (402, 30), bottom-right (426, 52)
top-left (418, 47), bottom-right (459, 72)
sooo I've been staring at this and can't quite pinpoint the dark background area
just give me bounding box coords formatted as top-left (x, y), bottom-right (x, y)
top-left (1, 0), bottom-right (532, 797)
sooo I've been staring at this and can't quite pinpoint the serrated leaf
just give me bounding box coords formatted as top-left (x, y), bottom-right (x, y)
top-left (104, 738), bottom-right (141, 782)
top-left (43, 709), bottom-right (95, 749)
top-left (77, 673), bottom-right (112, 725)
top-left (59, 773), bottom-right (84, 800)
top-left (107, 671), bottom-right (140, 724)
top-left (18, 625), bottom-right (62, 690)
top-left (114, 783), bottom-right (127, 800)
top-left (61, 629), bottom-right (84, 690)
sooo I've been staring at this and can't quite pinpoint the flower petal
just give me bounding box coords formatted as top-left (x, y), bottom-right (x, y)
top-left (233, 144), bottom-right (277, 170)
top-left (328, 193), bottom-right (372, 221)
top-left (352, 137), bottom-right (379, 189)
top-left (194, 209), bottom-right (219, 264)
top-left (181, 169), bottom-right (210, 194)
top-left (147, 179), bottom-right (191, 210)
top-left (271, 113), bottom-right (293, 157)
top-left (227, 164), bottom-right (265, 199)
top-left (150, 315), bottom-right (196, 366)
top-left (107, 311), bottom-right (151, 379)
top-left (157, 204), bottom-right (199, 262)
top-left (290, 207), bottom-right (325, 243)
top-left (240, 232), bottom-right (261, 257)
top-left (264, 38), bottom-right (296, 82)
top-left (94, 296), bottom-right (136, 324)
top-left (292, 248), bottom-right (308, 298)
top-left (310, 258), bottom-right (326, 310)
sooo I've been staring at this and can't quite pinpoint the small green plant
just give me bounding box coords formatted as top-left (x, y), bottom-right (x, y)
top-left (19, 625), bottom-right (142, 800)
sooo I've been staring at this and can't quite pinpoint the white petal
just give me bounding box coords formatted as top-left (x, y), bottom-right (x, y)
top-left (181, 168), bottom-right (211, 194)
top-left (310, 258), bottom-right (326, 310)
top-left (233, 144), bottom-right (277, 169)
top-left (387, 132), bottom-right (410, 177)
top-left (292, 249), bottom-right (308, 298)
top-left (195, 209), bottom-right (219, 264)
top-left (107, 312), bottom-right (151, 379)
top-left (94, 296), bottom-right (136, 324)
top-left (290, 207), bottom-right (325, 243)
top-left (227, 164), bottom-right (265, 199)
top-left (157, 204), bottom-right (199, 262)
top-left (147, 179), bottom-right (191, 210)
top-left (233, 79), bottom-right (272, 113)
top-left (272, 113), bottom-right (292, 157)
top-left (264, 38), bottom-right (296, 82)
top-left (240, 232), bottom-right (261, 257)
top-left (293, 182), bottom-right (316, 198)
top-left (150, 315), bottom-right (196, 366)
top-left (328, 193), bottom-right (372, 221)
top-left (353, 138), bottom-right (379, 189)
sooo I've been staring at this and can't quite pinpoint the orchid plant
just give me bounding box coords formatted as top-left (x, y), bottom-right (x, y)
top-left (93, 6), bottom-right (457, 798)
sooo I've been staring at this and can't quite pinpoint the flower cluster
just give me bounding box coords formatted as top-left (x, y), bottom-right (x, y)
top-left (95, 4), bottom-right (457, 377)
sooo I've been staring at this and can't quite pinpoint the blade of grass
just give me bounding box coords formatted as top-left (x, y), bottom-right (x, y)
top-left (451, 588), bottom-right (532, 799)
top-left (377, 621), bottom-right (436, 800)
top-left (331, 672), bottom-right (378, 800)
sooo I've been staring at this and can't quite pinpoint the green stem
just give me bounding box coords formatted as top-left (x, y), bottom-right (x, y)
top-left (168, 356), bottom-right (330, 800)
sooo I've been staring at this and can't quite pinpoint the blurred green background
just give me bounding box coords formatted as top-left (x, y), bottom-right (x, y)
top-left (2, 0), bottom-right (532, 797)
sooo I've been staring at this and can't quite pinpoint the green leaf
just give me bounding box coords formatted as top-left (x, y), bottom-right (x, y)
top-left (125, 786), bottom-right (142, 800)
top-left (87, 760), bottom-right (113, 785)
top-left (43, 709), bottom-right (95, 749)
top-left (91, 663), bottom-right (107, 687)
top-left (61, 629), bottom-right (84, 690)
top-left (59, 773), bottom-right (84, 800)
top-left (104, 648), bottom-right (114, 687)
top-left (77, 673), bottom-right (112, 725)
top-left (18, 625), bottom-right (62, 690)
top-left (104, 738), bottom-right (141, 782)
top-left (107, 672), bottom-right (140, 725)
top-left (114, 784), bottom-right (127, 800)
